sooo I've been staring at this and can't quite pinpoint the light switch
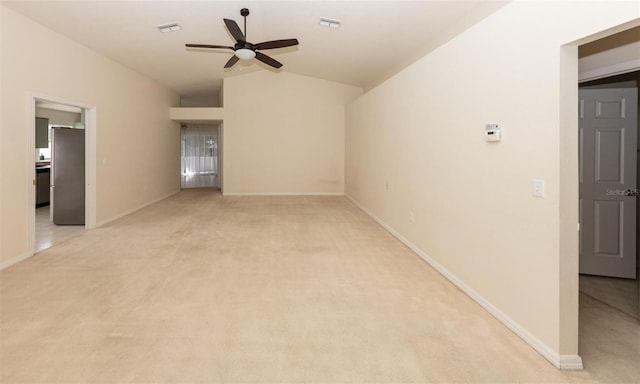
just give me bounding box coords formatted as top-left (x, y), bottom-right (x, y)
top-left (532, 179), bottom-right (545, 198)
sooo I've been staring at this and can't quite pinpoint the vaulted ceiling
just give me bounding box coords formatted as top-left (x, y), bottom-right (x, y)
top-left (2, 1), bottom-right (507, 99)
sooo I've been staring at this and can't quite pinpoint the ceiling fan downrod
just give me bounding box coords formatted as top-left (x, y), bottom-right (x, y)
top-left (241, 8), bottom-right (249, 41)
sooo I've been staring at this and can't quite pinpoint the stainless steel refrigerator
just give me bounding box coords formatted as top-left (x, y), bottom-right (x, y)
top-left (52, 127), bottom-right (85, 225)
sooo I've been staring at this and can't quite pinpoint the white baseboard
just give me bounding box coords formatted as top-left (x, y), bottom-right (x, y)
top-left (559, 355), bottom-right (584, 370)
top-left (96, 189), bottom-right (180, 227)
top-left (222, 192), bottom-right (344, 196)
top-left (345, 194), bottom-right (583, 371)
top-left (0, 251), bottom-right (33, 271)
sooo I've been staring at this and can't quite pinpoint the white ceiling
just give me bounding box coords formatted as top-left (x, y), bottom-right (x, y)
top-left (2, 0), bottom-right (506, 100)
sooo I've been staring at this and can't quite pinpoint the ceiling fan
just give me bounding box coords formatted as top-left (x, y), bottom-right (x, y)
top-left (186, 8), bottom-right (299, 69)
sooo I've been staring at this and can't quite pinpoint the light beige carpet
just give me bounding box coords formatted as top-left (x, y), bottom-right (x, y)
top-left (1, 189), bottom-right (638, 383)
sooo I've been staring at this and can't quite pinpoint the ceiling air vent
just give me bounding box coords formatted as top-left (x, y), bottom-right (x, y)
top-left (157, 23), bottom-right (182, 33)
top-left (319, 17), bottom-right (340, 29)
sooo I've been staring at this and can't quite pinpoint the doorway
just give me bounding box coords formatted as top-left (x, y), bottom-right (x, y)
top-left (578, 19), bottom-right (640, 318)
top-left (578, 71), bottom-right (640, 319)
top-left (29, 94), bottom-right (97, 255)
top-left (180, 124), bottom-right (220, 189)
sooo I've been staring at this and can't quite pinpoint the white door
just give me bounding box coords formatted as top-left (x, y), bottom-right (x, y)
top-left (579, 88), bottom-right (638, 278)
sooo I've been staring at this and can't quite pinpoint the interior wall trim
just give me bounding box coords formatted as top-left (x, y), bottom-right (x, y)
top-left (559, 355), bottom-right (585, 370)
top-left (344, 194), bottom-right (584, 371)
top-left (0, 252), bottom-right (32, 271)
top-left (222, 192), bottom-right (345, 196)
top-left (96, 189), bottom-right (180, 228)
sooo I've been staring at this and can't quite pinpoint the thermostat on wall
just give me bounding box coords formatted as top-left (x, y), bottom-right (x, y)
top-left (485, 123), bottom-right (501, 142)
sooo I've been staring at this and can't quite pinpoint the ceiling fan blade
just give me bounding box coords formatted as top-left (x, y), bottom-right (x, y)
top-left (255, 39), bottom-right (299, 50)
top-left (224, 18), bottom-right (245, 42)
top-left (224, 55), bottom-right (240, 68)
top-left (255, 52), bottom-right (283, 69)
top-left (186, 44), bottom-right (234, 50)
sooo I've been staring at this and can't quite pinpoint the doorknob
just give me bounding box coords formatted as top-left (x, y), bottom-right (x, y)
top-left (624, 189), bottom-right (639, 196)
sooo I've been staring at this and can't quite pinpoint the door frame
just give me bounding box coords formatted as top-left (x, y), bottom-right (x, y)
top-left (28, 93), bottom-right (97, 256)
top-left (558, 20), bottom-right (640, 367)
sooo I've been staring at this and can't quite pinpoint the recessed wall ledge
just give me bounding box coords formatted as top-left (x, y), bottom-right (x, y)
top-left (170, 107), bottom-right (224, 123)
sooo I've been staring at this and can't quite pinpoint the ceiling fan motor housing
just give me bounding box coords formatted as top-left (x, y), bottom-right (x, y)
top-left (235, 41), bottom-right (255, 50)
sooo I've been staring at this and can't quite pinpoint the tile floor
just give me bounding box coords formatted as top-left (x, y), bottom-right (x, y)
top-left (35, 205), bottom-right (85, 253)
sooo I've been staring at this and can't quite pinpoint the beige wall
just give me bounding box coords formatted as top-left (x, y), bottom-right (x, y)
top-left (345, 0), bottom-right (638, 365)
top-left (0, 4), bottom-right (3, 264)
top-left (35, 107), bottom-right (81, 127)
top-left (581, 40), bottom-right (640, 69)
top-left (223, 71), bottom-right (361, 194)
top-left (180, 94), bottom-right (220, 108)
top-left (1, 6), bottom-right (180, 265)
top-left (579, 40), bottom-right (640, 80)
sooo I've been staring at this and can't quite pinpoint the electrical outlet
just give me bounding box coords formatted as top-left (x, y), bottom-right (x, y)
top-left (409, 212), bottom-right (415, 223)
top-left (385, 181), bottom-right (389, 190)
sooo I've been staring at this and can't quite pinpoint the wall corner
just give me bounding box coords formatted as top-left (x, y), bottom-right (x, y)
top-left (558, 44), bottom-right (580, 357)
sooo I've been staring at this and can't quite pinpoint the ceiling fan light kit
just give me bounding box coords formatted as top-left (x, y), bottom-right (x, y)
top-left (235, 48), bottom-right (256, 60)
top-left (185, 8), bottom-right (299, 69)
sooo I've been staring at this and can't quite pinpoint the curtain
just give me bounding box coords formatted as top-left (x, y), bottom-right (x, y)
top-left (181, 125), bottom-right (218, 188)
